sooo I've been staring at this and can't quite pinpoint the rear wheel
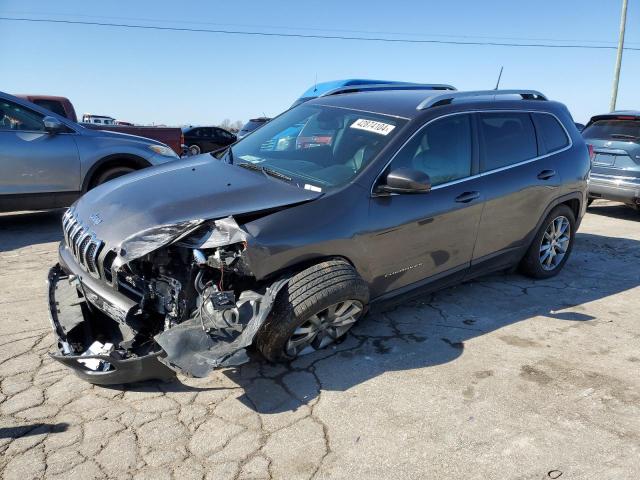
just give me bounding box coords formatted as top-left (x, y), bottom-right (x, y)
top-left (625, 203), bottom-right (640, 212)
top-left (255, 259), bottom-right (369, 362)
top-left (92, 166), bottom-right (135, 188)
top-left (188, 144), bottom-right (201, 156)
top-left (519, 204), bottom-right (576, 279)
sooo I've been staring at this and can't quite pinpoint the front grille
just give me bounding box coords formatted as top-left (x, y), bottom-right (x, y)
top-left (62, 209), bottom-right (105, 279)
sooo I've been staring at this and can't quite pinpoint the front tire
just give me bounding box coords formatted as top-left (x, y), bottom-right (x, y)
top-left (92, 166), bottom-right (135, 188)
top-left (519, 204), bottom-right (576, 279)
top-left (255, 259), bottom-right (369, 362)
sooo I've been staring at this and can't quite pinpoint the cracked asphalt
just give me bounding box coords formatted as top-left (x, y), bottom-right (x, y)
top-left (1, 200), bottom-right (640, 479)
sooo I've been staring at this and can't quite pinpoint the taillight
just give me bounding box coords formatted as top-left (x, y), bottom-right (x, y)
top-left (181, 133), bottom-right (185, 145)
top-left (587, 144), bottom-right (596, 162)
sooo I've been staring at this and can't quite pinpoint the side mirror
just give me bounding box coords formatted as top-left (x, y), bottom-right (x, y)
top-left (43, 116), bottom-right (65, 134)
top-left (376, 168), bottom-right (432, 195)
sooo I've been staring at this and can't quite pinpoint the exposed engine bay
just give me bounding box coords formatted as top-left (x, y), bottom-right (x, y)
top-left (48, 215), bottom-right (290, 383)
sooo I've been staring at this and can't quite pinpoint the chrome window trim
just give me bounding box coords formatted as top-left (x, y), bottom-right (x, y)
top-left (370, 109), bottom-right (573, 196)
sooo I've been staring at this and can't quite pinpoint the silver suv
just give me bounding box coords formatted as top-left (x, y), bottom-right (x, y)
top-left (0, 91), bottom-right (180, 212)
top-left (584, 111), bottom-right (640, 209)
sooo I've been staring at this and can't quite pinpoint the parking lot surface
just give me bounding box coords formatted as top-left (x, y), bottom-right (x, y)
top-left (1, 201), bottom-right (639, 480)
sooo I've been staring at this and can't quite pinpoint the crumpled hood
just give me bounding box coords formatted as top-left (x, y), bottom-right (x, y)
top-left (72, 155), bottom-right (321, 256)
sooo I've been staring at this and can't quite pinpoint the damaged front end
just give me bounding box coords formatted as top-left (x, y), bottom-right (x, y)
top-left (48, 212), bottom-right (287, 384)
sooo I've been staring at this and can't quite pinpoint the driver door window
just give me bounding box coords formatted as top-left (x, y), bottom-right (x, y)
top-left (390, 114), bottom-right (472, 186)
top-left (0, 100), bottom-right (45, 132)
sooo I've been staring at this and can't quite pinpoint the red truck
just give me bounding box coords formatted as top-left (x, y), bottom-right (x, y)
top-left (16, 95), bottom-right (184, 155)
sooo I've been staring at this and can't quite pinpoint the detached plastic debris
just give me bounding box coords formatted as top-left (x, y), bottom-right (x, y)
top-left (77, 341), bottom-right (114, 371)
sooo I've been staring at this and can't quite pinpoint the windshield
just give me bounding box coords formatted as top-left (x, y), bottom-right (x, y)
top-left (583, 119), bottom-right (640, 141)
top-left (229, 105), bottom-right (406, 190)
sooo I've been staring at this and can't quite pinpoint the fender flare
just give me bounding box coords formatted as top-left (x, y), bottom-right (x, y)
top-left (525, 191), bottom-right (584, 249)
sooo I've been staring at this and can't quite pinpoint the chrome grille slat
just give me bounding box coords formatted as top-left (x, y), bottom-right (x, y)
top-left (78, 234), bottom-right (92, 267)
top-left (61, 210), bottom-right (105, 280)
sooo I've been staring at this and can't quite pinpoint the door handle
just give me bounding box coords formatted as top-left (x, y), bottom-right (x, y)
top-left (537, 169), bottom-right (556, 180)
top-left (455, 191), bottom-right (480, 203)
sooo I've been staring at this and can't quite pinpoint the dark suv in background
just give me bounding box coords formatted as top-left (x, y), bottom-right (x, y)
top-left (47, 87), bottom-right (589, 384)
top-left (237, 117), bottom-right (271, 139)
top-left (583, 111), bottom-right (640, 209)
top-left (182, 126), bottom-right (237, 155)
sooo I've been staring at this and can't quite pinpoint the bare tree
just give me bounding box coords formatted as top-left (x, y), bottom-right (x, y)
top-left (230, 120), bottom-right (243, 133)
top-left (217, 119), bottom-right (244, 133)
top-left (218, 118), bottom-right (232, 130)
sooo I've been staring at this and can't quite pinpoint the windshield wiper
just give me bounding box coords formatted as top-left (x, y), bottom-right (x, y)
top-left (237, 162), bottom-right (292, 183)
top-left (211, 145), bottom-right (234, 163)
top-left (611, 133), bottom-right (639, 140)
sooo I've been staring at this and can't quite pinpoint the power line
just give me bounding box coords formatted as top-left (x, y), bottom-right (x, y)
top-left (4, 10), bottom-right (639, 47)
top-left (1, 16), bottom-right (639, 51)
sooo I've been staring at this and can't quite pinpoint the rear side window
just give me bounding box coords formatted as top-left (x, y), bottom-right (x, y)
top-left (478, 112), bottom-right (537, 172)
top-left (533, 113), bottom-right (569, 153)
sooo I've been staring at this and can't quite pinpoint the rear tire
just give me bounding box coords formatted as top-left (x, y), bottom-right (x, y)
top-left (625, 203), bottom-right (640, 212)
top-left (91, 166), bottom-right (135, 188)
top-left (519, 204), bottom-right (576, 279)
top-left (255, 259), bottom-right (369, 362)
top-left (188, 144), bottom-right (201, 156)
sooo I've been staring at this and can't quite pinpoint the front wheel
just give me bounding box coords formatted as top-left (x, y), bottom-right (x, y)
top-left (92, 166), bottom-right (135, 188)
top-left (255, 259), bottom-right (369, 362)
top-left (519, 204), bottom-right (576, 279)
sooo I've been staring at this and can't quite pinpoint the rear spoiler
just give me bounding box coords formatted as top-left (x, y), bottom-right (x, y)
top-left (587, 113), bottom-right (640, 127)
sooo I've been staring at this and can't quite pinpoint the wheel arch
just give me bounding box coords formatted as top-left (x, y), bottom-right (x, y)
top-left (83, 154), bottom-right (151, 192)
top-left (259, 254), bottom-right (360, 284)
top-left (525, 192), bottom-right (583, 251)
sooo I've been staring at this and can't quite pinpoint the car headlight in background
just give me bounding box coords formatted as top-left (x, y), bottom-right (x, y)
top-left (149, 144), bottom-right (178, 158)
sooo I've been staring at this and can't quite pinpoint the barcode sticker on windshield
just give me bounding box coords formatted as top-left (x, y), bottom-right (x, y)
top-left (350, 118), bottom-right (396, 136)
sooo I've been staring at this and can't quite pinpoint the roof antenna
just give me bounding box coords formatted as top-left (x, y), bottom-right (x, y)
top-left (494, 66), bottom-right (504, 90)
top-left (313, 73), bottom-right (318, 93)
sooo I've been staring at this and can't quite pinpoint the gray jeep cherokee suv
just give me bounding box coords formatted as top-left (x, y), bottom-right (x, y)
top-left (47, 87), bottom-right (590, 384)
top-left (0, 91), bottom-right (179, 212)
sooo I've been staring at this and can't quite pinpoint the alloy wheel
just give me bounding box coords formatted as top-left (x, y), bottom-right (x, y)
top-left (284, 300), bottom-right (363, 357)
top-left (539, 215), bottom-right (571, 271)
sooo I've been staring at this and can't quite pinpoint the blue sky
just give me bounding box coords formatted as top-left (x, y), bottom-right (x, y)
top-left (1, 0), bottom-right (638, 125)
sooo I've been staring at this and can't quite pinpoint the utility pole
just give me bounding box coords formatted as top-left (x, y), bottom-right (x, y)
top-left (610, 0), bottom-right (629, 112)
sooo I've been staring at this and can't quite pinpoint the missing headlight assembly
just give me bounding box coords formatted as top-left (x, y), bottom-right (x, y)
top-left (48, 216), bottom-right (291, 384)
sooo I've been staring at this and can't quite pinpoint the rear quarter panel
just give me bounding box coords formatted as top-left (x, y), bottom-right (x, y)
top-left (555, 107), bottom-right (590, 218)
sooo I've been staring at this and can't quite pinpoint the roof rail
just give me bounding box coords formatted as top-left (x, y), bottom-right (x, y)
top-left (416, 89), bottom-right (547, 110)
top-left (320, 83), bottom-right (457, 98)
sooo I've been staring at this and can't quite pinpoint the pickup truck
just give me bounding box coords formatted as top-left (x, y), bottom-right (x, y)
top-left (16, 95), bottom-right (184, 155)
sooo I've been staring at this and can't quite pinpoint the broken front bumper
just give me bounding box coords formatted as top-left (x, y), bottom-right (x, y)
top-left (47, 243), bottom-right (291, 384)
top-left (47, 263), bottom-right (176, 385)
